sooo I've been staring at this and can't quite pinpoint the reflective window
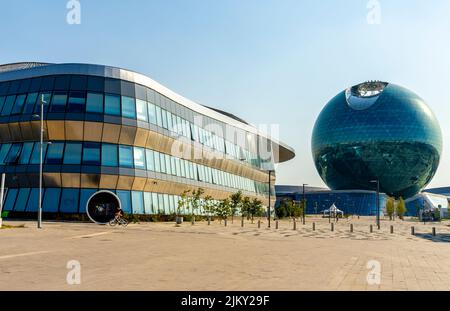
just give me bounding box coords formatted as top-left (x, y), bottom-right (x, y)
top-left (79, 189), bottom-right (97, 213)
top-left (18, 142), bottom-right (34, 164)
top-left (23, 93), bottom-right (38, 114)
top-left (164, 154), bottom-right (171, 175)
top-left (86, 92), bottom-right (103, 114)
top-left (151, 193), bottom-right (159, 213)
top-left (121, 96), bottom-right (136, 119)
top-left (82, 142), bottom-right (101, 165)
top-left (155, 106), bottom-right (163, 127)
top-left (143, 192), bottom-right (153, 214)
top-left (70, 75), bottom-right (87, 91)
top-left (67, 91), bottom-right (86, 113)
top-left (116, 190), bottom-right (132, 213)
top-left (104, 94), bottom-right (121, 116)
top-left (34, 92), bottom-right (51, 113)
top-left (25, 188), bottom-right (39, 212)
top-left (1, 95), bottom-right (16, 116)
top-left (4, 143), bottom-right (22, 164)
top-left (60, 189), bottom-right (79, 213)
top-left (154, 151), bottom-right (161, 172)
top-left (136, 99), bottom-right (148, 122)
top-left (101, 144), bottom-right (118, 167)
top-left (133, 147), bottom-right (146, 169)
top-left (43, 188), bottom-right (60, 212)
top-left (161, 109), bottom-right (168, 129)
top-left (30, 143), bottom-right (48, 164)
top-left (0, 143), bottom-right (12, 164)
top-left (0, 96), bottom-right (5, 112)
top-left (159, 153), bottom-right (166, 173)
top-left (11, 94), bottom-right (26, 115)
top-left (131, 191), bottom-right (144, 214)
top-left (148, 102), bottom-right (157, 124)
top-left (13, 188), bottom-right (31, 212)
top-left (49, 91), bottom-right (67, 112)
top-left (119, 145), bottom-right (133, 168)
top-left (4, 188), bottom-right (18, 211)
top-left (45, 143), bottom-right (64, 164)
top-left (145, 149), bottom-right (155, 171)
top-left (63, 143), bottom-right (82, 165)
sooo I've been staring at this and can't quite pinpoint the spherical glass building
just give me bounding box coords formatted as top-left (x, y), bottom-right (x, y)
top-left (312, 81), bottom-right (442, 199)
top-left (0, 62), bottom-right (295, 220)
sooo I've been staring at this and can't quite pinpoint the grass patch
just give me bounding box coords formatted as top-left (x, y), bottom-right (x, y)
top-left (0, 224), bottom-right (26, 230)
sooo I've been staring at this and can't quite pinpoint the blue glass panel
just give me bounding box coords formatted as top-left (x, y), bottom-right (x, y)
top-left (0, 97), bottom-right (5, 112)
top-left (34, 92), bottom-right (52, 113)
top-left (4, 188), bottom-right (18, 211)
top-left (13, 188), bottom-right (31, 212)
top-left (86, 92), bottom-right (103, 113)
top-left (1, 95), bottom-right (16, 116)
top-left (18, 142), bottom-right (34, 164)
top-left (131, 191), bottom-right (144, 214)
top-left (145, 149), bottom-right (155, 171)
top-left (70, 75), bottom-right (87, 91)
top-left (43, 188), bottom-right (61, 212)
top-left (116, 190), bottom-right (132, 213)
top-left (4, 143), bottom-right (22, 164)
top-left (143, 192), bottom-right (153, 215)
top-left (11, 94), bottom-right (27, 115)
top-left (49, 91), bottom-right (67, 113)
top-left (67, 91), bottom-right (86, 113)
top-left (22, 93), bottom-right (38, 114)
top-left (148, 102), bottom-right (157, 124)
top-left (136, 99), bottom-right (148, 122)
top-left (30, 143), bottom-right (48, 164)
top-left (121, 96), bottom-right (136, 119)
top-left (63, 143), bottom-right (82, 165)
top-left (104, 94), bottom-right (120, 116)
top-left (133, 147), bottom-right (146, 169)
top-left (25, 188), bottom-right (39, 212)
top-left (45, 143), bottom-right (64, 164)
top-left (82, 142), bottom-right (101, 165)
top-left (0, 144), bottom-right (12, 164)
top-left (60, 188), bottom-right (80, 213)
top-left (87, 76), bottom-right (104, 92)
top-left (79, 189), bottom-right (97, 213)
top-left (101, 144), bottom-right (118, 167)
top-left (119, 145), bottom-right (133, 168)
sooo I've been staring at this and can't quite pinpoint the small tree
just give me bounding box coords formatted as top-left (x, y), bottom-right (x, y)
top-left (292, 201), bottom-right (303, 220)
top-left (229, 191), bottom-right (243, 224)
top-left (215, 198), bottom-right (231, 223)
top-left (396, 197), bottom-right (407, 220)
top-left (240, 196), bottom-right (251, 221)
top-left (203, 195), bottom-right (215, 220)
top-left (249, 198), bottom-right (263, 222)
top-left (386, 197), bottom-right (395, 220)
top-left (189, 188), bottom-right (205, 223)
top-left (177, 190), bottom-right (190, 218)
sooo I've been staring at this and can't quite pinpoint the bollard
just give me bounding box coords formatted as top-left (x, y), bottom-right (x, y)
top-left (191, 218), bottom-right (195, 225)
top-left (350, 224), bottom-right (353, 233)
top-left (312, 222), bottom-right (315, 231)
top-left (293, 219), bottom-right (296, 230)
top-left (224, 219), bottom-right (227, 227)
top-left (390, 225), bottom-right (394, 234)
top-left (370, 225), bottom-right (373, 233)
top-left (331, 223), bottom-right (334, 232)
top-left (275, 220), bottom-right (278, 230)
top-left (432, 227), bottom-right (436, 236)
top-left (208, 216), bottom-right (211, 226)
top-left (303, 218), bottom-right (306, 225)
top-left (258, 220), bottom-right (261, 229)
top-left (241, 218), bottom-right (244, 227)
top-left (411, 226), bottom-right (415, 235)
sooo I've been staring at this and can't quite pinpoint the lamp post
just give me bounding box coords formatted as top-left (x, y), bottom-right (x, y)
top-left (302, 183), bottom-right (308, 222)
top-left (267, 170), bottom-right (274, 228)
top-left (370, 179), bottom-right (380, 229)
top-left (34, 95), bottom-right (47, 229)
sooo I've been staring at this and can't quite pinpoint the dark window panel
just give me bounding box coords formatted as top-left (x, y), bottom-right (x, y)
top-left (40, 76), bottom-right (55, 91)
top-left (135, 84), bottom-right (146, 100)
top-left (60, 188), bottom-right (80, 213)
top-left (53, 75), bottom-right (71, 91)
top-left (45, 143), bottom-right (64, 164)
top-left (29, 77), bottom-right (42, 92)
top-left (49, 91), bottom-right (67, 113)
top-left (121, 80), bottom-right (135, 97)
top-left (4, 188), bottom-right (18, 211)
top-left (86, 92), bottom-right (103, 114)
top-left (11, 94), bottom-right (27, 115)
top-left (63, 143), bottom-right (82, 165)
top-left (70, 75), bottom-right (87, 91)
top-left (43, 188), bottom-right (60, 212)
top-left (4, 143), bottom-right (21, 164)
top-left (7, 80), bottom-right (22, 94)
top-left (67, 91), bottom-right (86, 113)
top-left (104, 78), bottom-right (121, 95)
top-left (0, 97), bottom-right (5, 113)
top-left (146, 88), bottom-right (155, 103)
top-left (33, 92), bottom-right (52, 114)
top-left (13, 188), bottom-right (31, 212)
top-left (87, 76), bottom-right (104, 92)
top-left (0, 82), bottom-right (10, 96)
top-left (83, 142), bottom-right (101, 165)
top-left (1, 95), bottom-right (16, 116)
top-left (18, 79), bottom-right (31, 93)
top-left (29, 143), bottom-right (48, 164)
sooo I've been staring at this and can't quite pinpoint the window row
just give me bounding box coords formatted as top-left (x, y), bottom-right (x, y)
top-left (2, 187), bottom-right (218, 215)
top-left (0, 142), bottom-right (269, 195)
top-left (0, 90), bottom-right (265, 169)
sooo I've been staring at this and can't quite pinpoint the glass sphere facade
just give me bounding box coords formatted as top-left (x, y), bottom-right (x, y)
top-left (312, 82), bottom-right (442, 199)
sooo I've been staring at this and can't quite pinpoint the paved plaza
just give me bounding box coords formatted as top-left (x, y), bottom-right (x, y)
top-left (0, 216), bottom-right (449, 291)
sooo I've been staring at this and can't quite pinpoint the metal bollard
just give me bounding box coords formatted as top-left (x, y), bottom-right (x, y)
top-left (331, 223), bottom-right (334, 232)
top-left (390, 225), bottom-right (394, 234)
top-left (370, 225), bottom-right (373, 233)
top-left (303, 218), bottom-right (306, 225)
top-left (258, 220), bottom-right (261, 229)
top-left (224, 219), bottom-right (227, 227)
top-left (312, 222), bottom-right (315, 231)
top-left (293, 219), bottom-right (296, 230)
top-left (241, 218), bottom-right (244, 227)
top-left (411, 226), bottom-right (415, 235)
top-left (275, 220), bottom-right (278, 230)
top-left (350, 224), bottom-right (353, 233)
top-left (208, 216), bottom-right (211, 226)
top-left (432, 227), bottom-right (436, 236)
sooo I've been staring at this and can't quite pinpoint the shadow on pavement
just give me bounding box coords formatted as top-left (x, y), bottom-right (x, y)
top-left (415, 233), bottom-right (450, 243)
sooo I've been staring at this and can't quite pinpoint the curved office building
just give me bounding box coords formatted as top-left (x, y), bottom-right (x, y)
top-left (312, 81), bottom-right (442, 199)
top-left (0, 62), bottom-right (295, 218)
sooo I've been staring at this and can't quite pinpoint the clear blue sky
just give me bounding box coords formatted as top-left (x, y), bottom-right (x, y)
top-left (1, 0), bottom-right (449, 188)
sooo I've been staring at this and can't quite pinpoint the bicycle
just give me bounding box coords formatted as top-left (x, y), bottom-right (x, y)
top-left (109, 215), bottom-right (128, 227)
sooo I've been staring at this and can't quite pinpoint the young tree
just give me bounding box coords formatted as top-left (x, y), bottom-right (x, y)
top-left (177, 190), bottom-right (190, 218)
top-left (215, 198), bottom-right (231, 223)
top-left (249, 198), bottom-right (263, 222)
top-left (229, 191), bottom-right (243, 224)
top-left (396, 197), bottom-right (407, 220)
top-left (292, 200), bottom-right (303, 220)
top-left (386, 197), bottom-right (395, 220)
top-left (203, 195), bottom-right (215, 220)
top-left (189, 188), bottom-right (205, 223)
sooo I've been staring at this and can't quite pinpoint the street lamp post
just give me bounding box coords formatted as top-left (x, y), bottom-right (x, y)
top-left (267, 170), bottom-right (274, 228)
top-left (370, 179), bottom-right (380, 229)
top-left (37, 95), bottom-right (46, 229)
top-left (302, 183), bottom-right (308, 222)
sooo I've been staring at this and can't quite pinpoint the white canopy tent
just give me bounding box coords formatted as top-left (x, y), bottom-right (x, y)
top-left (323, 204), bottom-right (344, 218)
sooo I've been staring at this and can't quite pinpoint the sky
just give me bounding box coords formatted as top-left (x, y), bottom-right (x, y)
top-left (0, 0), bottom-right (449, 188)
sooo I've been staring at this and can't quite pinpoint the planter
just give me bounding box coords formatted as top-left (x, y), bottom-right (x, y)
top-left (176, 216), bottom-right (184, 225)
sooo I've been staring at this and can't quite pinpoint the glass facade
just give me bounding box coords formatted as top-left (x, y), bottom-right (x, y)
top-left (312, 82), bottom-right (442, 199)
